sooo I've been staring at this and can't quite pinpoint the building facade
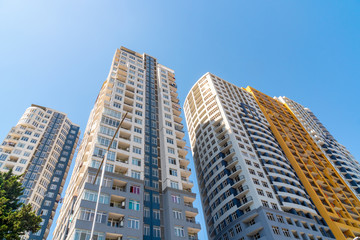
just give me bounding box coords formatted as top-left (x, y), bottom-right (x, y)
top-left (247, 88), bottom-right (360, 239)
top-left (184, 73), bottom-right (360, 240)
top-left (0, 104), bottom-right (80, 239)
top-left (53, 47), bottom-right (200, 240)
top-left (277, 96), bottom-right (360, 200)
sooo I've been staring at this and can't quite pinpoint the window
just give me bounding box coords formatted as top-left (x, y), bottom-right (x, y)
top-left (144, 208), bottom-right (150, 218)
top-left (130, 185), bottom-right (140, 194)
top-left (168, 147), bottom-right (175, 154)
top-left (153, 226), bottom-right (161, 237)
top-left (277, 215), bottom-right (284, 223)
top-left (272, 226), bottom-right (280, 235)
top-left (266, 192), bottom-right (273, 198)
top-left (169, 168), bottom-right (177, 176)
top-left (168, 157), bottom-right (176, 165)
top-left (167, 138), bottom-right (174, 144)
top-left (15, 166), bottom-right (23, 172)
top-left (235, 223), bottom-right (242, 233)
top-left (153, 194), bottom-right (160, 204)
top-left (282, 228), bottom-right (291, 237)
top-left (83, 190), bottom-right (109, 204)
top-left (129, 200), bottom-right (140, 211)
top-left (128, 218), bottom-right (139, 229)
top-left (21, 136), bottom-right (29, 141)
top-left (261, 200), bottom-right (269, 208)
top-left (113, 102), bottom-right (121, 109)
top-left (74, 230), bottom-right (104, 240)
top-left (271, 203), bottom-right (279, 210)
top-left (134, 127), bottom-right (142, 134)
top-left (172, 194), bottom-right (180, 204)
top-left (153, 210), bottom-right (160, 220)
top-left (174, 226), bottom-right (184, 237)
top-left (253, 178), bottom-right (260, 185)
top-left (78, 208), bottom-right (106, 223)
top-left (133, 147), bottom-right (141, 154)
top-left (136, 103), bottom-right (142, 109)
top-left (170, 181), bottom-right (179, 189)
top-left (131, 171), bottom-right (140, 179)
top-left (132, 158), bottom-right (141, 166)
top-left (13, 149), bottom-right (22, 155)
top-left (266, 212), bottom-right (275, 221)
top-left (144, 192), bottom-right (150, 201)
top-left (173, 209), bottom-right (182, 219)
top-left (229, 228), bottom-right (235, 237)
top-left (133, 136), bottom-right (142, 143)
top-left (99, 125), bottom-right (115, 136)
top-left (257, 189), bottom-right (264, 196)
top-left (134, 118), bottom-right (142, 124)
top-left (144, 225), bottom-right (150, 236)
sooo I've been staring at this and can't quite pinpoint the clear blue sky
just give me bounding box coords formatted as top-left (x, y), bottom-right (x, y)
top-left (1, 1), bottom-right (360, 239)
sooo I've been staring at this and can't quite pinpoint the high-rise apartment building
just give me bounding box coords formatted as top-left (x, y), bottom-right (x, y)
top-left (247, 88), bottom-right (360, 240)
top-left (0, 104), bottom-right (80, 240)
top-left (277, 97), bottom-right (360, 200)
top-left (53, 47), bottom-right (200, 240)
top-left (184, 73), bottom-right (360, 240)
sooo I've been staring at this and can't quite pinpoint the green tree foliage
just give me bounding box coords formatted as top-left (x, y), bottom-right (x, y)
top-left (0, 170), bottom-right (42, 239)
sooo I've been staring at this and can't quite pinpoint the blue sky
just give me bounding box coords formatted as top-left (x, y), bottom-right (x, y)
top-left (1, 1), bottom-right (360, 239)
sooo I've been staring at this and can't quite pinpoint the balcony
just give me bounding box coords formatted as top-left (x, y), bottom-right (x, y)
top-left (107, 219), bottom-right (124, 228)
top-left (108, 212), bottom-right (124, 228)
top-left (186, 217), bottom-right (200, 224)
top-left (170, 89), bottom-right (178, 97)
top-left (220, 141), bottom-right (232, 153)
top-left (232, 175), bottom-right (246, 188)
top-left (180, 166), bottom-right (191, 177)
top-left (234, 185), bottom-right (249, 199)
top-left (228, 165), bottom-right (242, 178)
top-left (114, 165), bottom-right (128, 176)
top-left (176, 138), bottom-right (186, 148)
top-left (184, 202), bottom-right (194, 208)
top-left (179, 158), bottom-right (190, 167)
top-left (182, 177), bottom-right (194, 189)
top-left (110, 196), bottom-right (126, 209)
top-left (239, 196), bottom-right (254, 210)
top-left (217, 134), bottom-right (229, 146)
top-left (188, 234), bottom-right (198, 240)
top-left (173, 115), bottom-right (182, 124)
top-left (178, 148), bottom-right (188, 157)
top-left (118, 141), bottom-right (130, 152)
top-left (175, 124), bottom-right (184, 133)
top-left (226, 157), bottom-right (239, 168)
top-left (112, 179), bottom-right (127, 192)
top-left (116, 153), bottom-right (129, 164)
top-left (223, 148), bottom-right (235, 161)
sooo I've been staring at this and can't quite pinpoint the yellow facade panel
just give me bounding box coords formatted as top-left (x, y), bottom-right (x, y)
top-left (246, 86), bottom-right (360, 240)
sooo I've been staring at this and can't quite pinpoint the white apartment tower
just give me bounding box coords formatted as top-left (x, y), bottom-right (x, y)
top-left (184, 73), bottom-right (335, 240)
top-left (0, 104), bottom-right (80, 240)
top-left (53, 47), bottom-right (200, 240)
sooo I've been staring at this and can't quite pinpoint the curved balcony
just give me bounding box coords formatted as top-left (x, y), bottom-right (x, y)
top-left (234, 185), bottom-right (250, 199)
